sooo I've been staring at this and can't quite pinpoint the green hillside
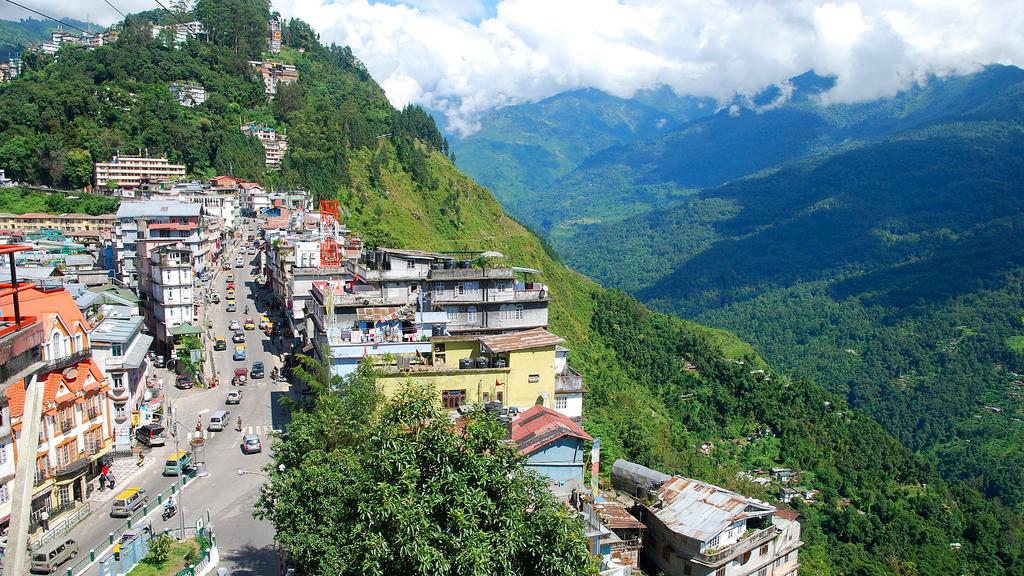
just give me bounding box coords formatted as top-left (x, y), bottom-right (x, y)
top-left (0, 18), bottom-right (102, 60)
top-left (2, 3), bottom-right (1023, 573)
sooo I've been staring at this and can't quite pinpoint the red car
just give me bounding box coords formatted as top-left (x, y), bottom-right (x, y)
top-left (226, 281), bottom-right (235, 290)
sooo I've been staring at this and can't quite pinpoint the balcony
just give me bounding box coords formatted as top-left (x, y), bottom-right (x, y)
top-left (34, 468), bottom-right (50, 486)
top-left (87, 407), bottom-right (100, 420)
top-left (692, 526), bottom-right (780, 567)
top-left (58, 419), bottom-right (74, 434)
top-left (556, 365), bottom-right (584, 393)
top-left (39, 347), bottom-right (92, 375)
top-left (54, 451), bottom-right (95, 477)
top-left (428, 267), bottom-right (514, 281)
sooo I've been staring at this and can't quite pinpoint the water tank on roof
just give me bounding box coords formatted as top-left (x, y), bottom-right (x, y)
top-left (443, 259), bottom-right (455, 270)
top-left (459, 358), bottom-right (473, 370)
top-left (459, 260), bottom-right (472, 269)
top-left (476, 356), bottom-right (490, 369)
top-left (493, 358), bottom-right (507, 368)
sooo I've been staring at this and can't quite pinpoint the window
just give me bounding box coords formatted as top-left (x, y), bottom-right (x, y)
top-left (74, 333), bottom-right (83, 351)
top-left (0, 482), bottom-right (8, 504)
top-left (707, 535), bottom-right (720, 550)
top-left (112, 373), bottom-right (124, 390)
top-left (528, 374), bottom-right (540, 383)
top-left (555, 395), bottom-right (568, 410)
top-left (455, 283), bottom-right (465, 296)
top-left (760, 544), bottom-right (769, 556)
top-left (758, 568), bottom-right (767, 576)
top-left (407, 259), bottom-right (416, 269)
top-left (442, 389), bottom-right (467, 409)
top-left (111, 343), bottom-right (123, 357)
top-left (715, 569), bottom-right (726, 576)
top-left (499, 305), bottom-right (510, 320)
top-left (0, 440), bottom-right (7, 464)
top-left (434, 282), bottom-right (445, 295)
top-left (514, 304), bottom-right (524, 320)
top-left (482, 392), bottom-right (490, 403)
top-left (496, 391), bottom-right (504, 404)
top-left (446, 306), bottom-right (460, 322)
top-left (50, 332), bottom-right (61, 359)
top-left (495, 281), bottom-right (508, 292)
top-left (114, 404), bottom-right (127, 419)
top-left (467, 306), bottom-right (478, 323)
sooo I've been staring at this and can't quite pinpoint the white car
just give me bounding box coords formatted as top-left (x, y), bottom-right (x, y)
top-left (229, 320), bottom-right (241, 331)
top-left (226, 390), bottom-right (242, 405)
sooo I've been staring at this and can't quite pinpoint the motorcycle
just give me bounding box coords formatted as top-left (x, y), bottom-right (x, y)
top-left (162, 504), bottom-right (177, 521)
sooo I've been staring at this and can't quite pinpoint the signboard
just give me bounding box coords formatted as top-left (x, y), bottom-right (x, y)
top-left (115, 425), bottom-right (132, 449)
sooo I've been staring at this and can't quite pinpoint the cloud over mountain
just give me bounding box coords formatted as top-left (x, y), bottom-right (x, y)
top-left (12, 0), bottom-right (1024, 135)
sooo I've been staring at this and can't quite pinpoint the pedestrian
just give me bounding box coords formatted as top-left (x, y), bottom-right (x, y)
top-left (39, 509), bottom-right (49, 531)
top-left (108, 473), bottom-right (116, 490)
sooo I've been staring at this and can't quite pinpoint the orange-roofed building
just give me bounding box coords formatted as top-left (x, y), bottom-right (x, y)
top-left (0, 287), bottom-right (113, 527)
top-left (510, 405), bottom-right (593, 497)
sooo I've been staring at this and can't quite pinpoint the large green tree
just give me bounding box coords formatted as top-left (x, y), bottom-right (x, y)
top-left (256, 365), bottom-right (595, 576)
top-left (193, 0), bottom-right (270, 60)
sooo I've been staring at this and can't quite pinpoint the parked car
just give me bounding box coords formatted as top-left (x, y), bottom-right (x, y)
top-left (30, 538), bottom-right (78, 573)
top-left (214, 336), bottom-right (227, 351)
top-left (226, 272), bottom-right (235, 282)
top-left (152, 355), bottom-right (166, 368)
top-left (226, 301), bottom-right (237, 312)
top-left (241, 434), bottom-right (262, 454)
top-left (250, 361), bottom-right (265, 379)
top-left (229, 320), bottom-right (242, 331)
top-left (175, 375), bottom-right (193, 390)
top-left (243, 318), bottom-right (256, 331)
top-left (135, 423), bottom-right (166, 447)
top-left (226, 390), bottom-right (243, 404)
top-left (235, 258), bottom-right (244, 268)
top-left (210, 293), bottom-right (220, 304)
top-left (232, 331), bottom-right (245, 343)
top-left (233, 345), bottom-right (246, 361)
top-left (226, 281), bottom-right (235, 290)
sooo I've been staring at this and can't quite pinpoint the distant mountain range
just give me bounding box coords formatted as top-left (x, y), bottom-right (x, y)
top-left (0, 18), bottom-right (103, 60)
top-left (452, 64), bottom-right (1024, 513)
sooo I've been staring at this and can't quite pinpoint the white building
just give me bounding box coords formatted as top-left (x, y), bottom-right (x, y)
top-left (95, 156), bottom-right (186, 191)
top-left (241, 123), bottom-right (288, 170)
top-left (169, 81), bottom-right (206, 107)
top-left (554, 346), bottom-right (584, 421)
top-left (114, 201), bottom-right (203, 289)
top-left (151, 21), bottom-right (205, 45)
top-left (239, 182), bottom-right (269, 216)
top-left (88, 308), bottom-right (152, 445)
top-left (138, 243), bottom-right (196, 350)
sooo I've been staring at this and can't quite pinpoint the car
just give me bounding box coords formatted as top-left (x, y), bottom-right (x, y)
top-left (229, 320), bottom-right (241, 331)
top-left (226, 272), bottom-right (235, 282)
top-left (226, 390), bottom-right (243, 404)
top-left (244, 318), bottom-right (256, 330)
top-left (258, 315), bottom-right (270, 329)
top-left (233, 345), bottom-right (246, 361)
top-left (248, 248), bottom-right (257, 255)
top-left (241, 434), bottom-right (262, 454)
top-left (235, 258), bottom-right (244, 268)
top-left (214, 336), bottom-right (227, 351)
top-left (226, 289), bottom-right (236, 299)
top-left (210, 293), bottom-right (220, 304)
top-left (251, 361), bottom-right (265, 379)
top-left (232, 331), bottom-right (245, 343)
top-left (152, 355), bottom-right (166, 368)
top-left (226, 281), bottom-right (235, 290)
top-left (226, 301), bottom-right (237, 312)
top-left (135, 423), bottom-right (166, 447)
top-left (175, 375), bottom-right (193, 390)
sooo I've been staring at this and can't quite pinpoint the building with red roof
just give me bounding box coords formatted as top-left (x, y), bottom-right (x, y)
top-left (510, 405), bottom-right (593, 497)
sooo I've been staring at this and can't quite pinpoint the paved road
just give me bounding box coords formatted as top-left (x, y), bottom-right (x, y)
top-left (52, 225), bottom-right (294, 576)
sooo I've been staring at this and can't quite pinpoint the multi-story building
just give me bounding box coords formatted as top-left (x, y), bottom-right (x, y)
top-left (239, 182), bottom-right (269, 216)
top-left (36, 28), bottom-right (113, 55)
top-left (138, 243), bottom-right (195, 351)
top-left (426, 264), bottom-right (550, 334)
top-left (240, 123), bottom-right (288, 170)
top-left (89, 307), bottom-right (152, 433)
top-left (94, 156), bottom-right (186, 191)
top-left (268, 18), bottom-right (282, 54)
top-left (612, 461), bottom-right (803, 576)
top-left (0, 212), bottom-right (116, 236)
top-left (114, 201), bottom-right (204, 289)
top-left (169, 81), bottom-right (206, 107)
top-left (248, 60), bottom-right (298, 97)
top-left (151, 21), bottom-right (205, 45)
top-left (0, 286), bottom-right (112, 528)
top-left (0, 58), bottom-right (21, 83)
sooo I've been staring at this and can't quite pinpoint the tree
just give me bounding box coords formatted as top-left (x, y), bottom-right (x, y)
top-left (194, 0), bottom-right (270, 59)
top-left (64, 148), bottom-right (93, 189)
top-left (144, 533), bottom-right (173, 566)
top-left (256, 365), bottom-right (596, 576)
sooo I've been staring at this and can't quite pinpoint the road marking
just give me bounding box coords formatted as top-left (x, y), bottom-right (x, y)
top-left (198, 408), bottom-right (210, 415)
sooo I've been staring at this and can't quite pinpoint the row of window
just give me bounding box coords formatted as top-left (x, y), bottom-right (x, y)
top-left (445, 305), bottom-right (528, 323)
top-left (433, 281), bottom-right (511, 294)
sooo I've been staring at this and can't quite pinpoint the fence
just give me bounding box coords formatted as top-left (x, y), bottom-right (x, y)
top-left (32, 504), bottom-right (93, 550)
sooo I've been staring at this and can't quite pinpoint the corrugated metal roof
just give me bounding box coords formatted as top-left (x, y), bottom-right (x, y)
top-left (650, 476), bottom-right (775, 542)
top-left (356, 306), bottom-right (413, 323)
top-left (511, 405), bottom-right (593, 455)
top-left (479, 327), bottom-right (565, 353)
top-left (593, 500), bottom-right (645, 530)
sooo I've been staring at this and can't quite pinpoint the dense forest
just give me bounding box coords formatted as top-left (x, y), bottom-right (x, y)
top-left (2, 2), bottom-right (1023, 573)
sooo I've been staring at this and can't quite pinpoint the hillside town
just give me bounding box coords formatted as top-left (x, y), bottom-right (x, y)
top-left (0, 154), bottom-right (804, 575)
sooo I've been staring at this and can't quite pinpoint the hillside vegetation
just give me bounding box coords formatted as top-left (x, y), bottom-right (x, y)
top-left (2, 4), bottom-right (1023, 573)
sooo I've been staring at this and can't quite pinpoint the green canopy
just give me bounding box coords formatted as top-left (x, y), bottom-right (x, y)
top-left (168, 323), bottom-right (203, 337)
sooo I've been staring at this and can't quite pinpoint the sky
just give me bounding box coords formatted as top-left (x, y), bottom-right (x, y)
top-left (5, 0), bottom-right (1024, 135)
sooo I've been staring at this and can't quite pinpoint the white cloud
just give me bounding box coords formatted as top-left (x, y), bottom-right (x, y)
top-left (14, 0), bottom-right (1024, 135)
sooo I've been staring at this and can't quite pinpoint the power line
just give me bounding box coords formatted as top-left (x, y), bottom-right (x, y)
top-left (152, 0), bottom-right (191, 30)
top-left (2, 0), bottom-right (92, 34)
top-left (0, 36), bottom-right (32, 51)
top-left (102, 0), bottom-right (145, 34)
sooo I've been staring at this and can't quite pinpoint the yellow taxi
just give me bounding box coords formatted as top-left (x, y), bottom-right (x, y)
top-left (214, 336), bottom-right (227, 350)
top-left (226, 288), bottom-right (236, 299)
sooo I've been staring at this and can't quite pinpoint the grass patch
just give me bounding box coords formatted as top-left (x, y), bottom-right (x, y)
top-left (126, 540), bottom-right (199, 576)
top-left (1007, 335), bottom-right (1024, 354)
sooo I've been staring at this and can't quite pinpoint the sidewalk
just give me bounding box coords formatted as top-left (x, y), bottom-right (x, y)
top-left (86, 452), bottom-right (159, 506)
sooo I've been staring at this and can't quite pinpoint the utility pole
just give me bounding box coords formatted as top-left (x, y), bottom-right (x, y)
top-left (2, 374), bottom-right (45, 576)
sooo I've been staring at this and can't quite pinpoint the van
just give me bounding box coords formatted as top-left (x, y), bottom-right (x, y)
top-left (30, 538), bottom-right (78, 573)
top-left (208, 410), bottom-right (229, 432)
top-left (110, 488), bottom-right (147, 518)
top-left (135, 423), bottom-right (166, 447)
top-left (163, 450), bottom-right (194, 476)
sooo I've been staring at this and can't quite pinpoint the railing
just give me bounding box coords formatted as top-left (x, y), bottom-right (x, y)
top-left (40, 347), bottom-right (92, 375)
top-left (693, 526), bottom-right (780, 566)
top-left (485, 288), bottom-right (548, 302)
top-left (31, 503), bottom-right (92, 550)
top-left (611, 538), bottom-right (642, 551)
top-left (556, 366), bottom-right (584, 392)
top-left (34, 468), bottom-right (50, 486)
top-left (428, 267), bottom-right (515, 280)
top-left (60, 419), bottom-right (75, 434)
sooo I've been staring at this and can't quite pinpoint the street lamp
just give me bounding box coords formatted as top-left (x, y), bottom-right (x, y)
top-left (166, 402), bottom-right (191, 539)
top-left (237, 464), bottom-right (284, 479)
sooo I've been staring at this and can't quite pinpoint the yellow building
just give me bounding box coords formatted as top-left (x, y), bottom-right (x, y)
top-left (376, 327), bottom-right (565, 411)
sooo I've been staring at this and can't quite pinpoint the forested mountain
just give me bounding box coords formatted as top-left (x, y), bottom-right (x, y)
top-left (449, 86), bottom-right (713, 217)
top-left (0, 18), bottom-right (101, 60)
top-left (3, 3), bottom-right (1024, 572)
top-left (562, 69), bottom-right (1024, 515)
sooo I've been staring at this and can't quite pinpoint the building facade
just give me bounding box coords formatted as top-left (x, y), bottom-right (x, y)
top-left (95, 156), bottom-right (186, 191)
top-left (169, 81), bottom-right (206, 107)
top-left (248, 60), bottom-right (298, 97)
top-left (241, 123), bottom-right (288, 170)
top-left (138, 243), bottom-right (196, 350)
top-left (114, 201), bottom-right (204, 289)
top-left (0, 213), bottom-right (115, 236)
